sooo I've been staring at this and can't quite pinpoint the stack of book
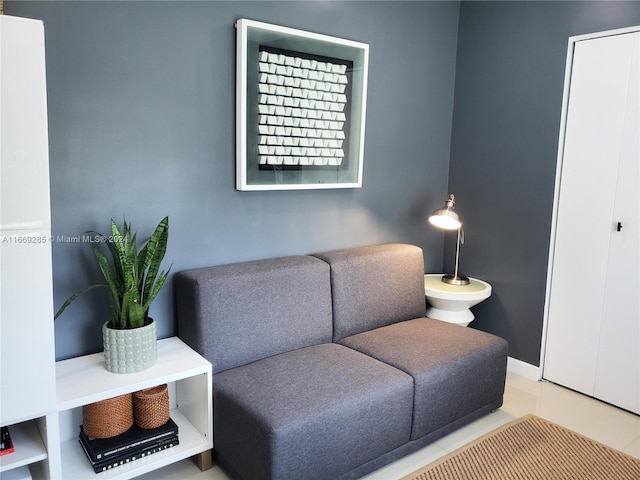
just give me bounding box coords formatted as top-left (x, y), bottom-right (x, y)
top-left (78, 418), bottom-right (179, 473)
top-left (0, 426), bottom-right (14, 456)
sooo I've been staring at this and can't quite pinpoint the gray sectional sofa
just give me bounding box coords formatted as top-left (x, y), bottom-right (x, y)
top-left (175, 243), bottom-right (508, 480)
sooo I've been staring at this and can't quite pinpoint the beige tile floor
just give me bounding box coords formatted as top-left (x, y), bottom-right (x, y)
top-left (142, 372), bottom-right (640, 480)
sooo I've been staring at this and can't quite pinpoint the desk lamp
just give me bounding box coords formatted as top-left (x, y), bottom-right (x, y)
top-left (428, 193), bottom-right (470, 285)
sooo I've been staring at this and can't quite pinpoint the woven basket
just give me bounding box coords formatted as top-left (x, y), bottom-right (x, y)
top-left (82, 393), bottom-right (133, 439)
top-left (133, 384), bottom-right (170, 429)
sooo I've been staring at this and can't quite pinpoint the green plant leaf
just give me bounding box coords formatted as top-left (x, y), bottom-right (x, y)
top-left (92, 245), bottom-right (122, 325)
top-left (128, 302), bottom-right (147, 329)
top-left (111, 220), bottom-right (134, 293)
top-left (141, 217), bottom-right (169, 304)
top-left (141, 268), bottom-right (171, 312)
top-left (53, 284), bottom-right (105, 320)
top-left (120, 285), bottom-right (137, 329)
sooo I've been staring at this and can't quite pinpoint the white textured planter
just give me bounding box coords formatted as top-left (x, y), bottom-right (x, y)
top-left (102, 318), bottom-right (157, 373)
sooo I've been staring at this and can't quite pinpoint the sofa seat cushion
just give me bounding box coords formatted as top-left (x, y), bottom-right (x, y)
top-left (339, 318), bottom-right (508, 440)
top-left (213, 343), bottom-right (413, 480)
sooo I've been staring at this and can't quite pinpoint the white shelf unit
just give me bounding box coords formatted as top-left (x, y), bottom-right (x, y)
top-left (0, 420), bottom-right (47, 478)
top-left (54, 337), bottom-right (213, 479)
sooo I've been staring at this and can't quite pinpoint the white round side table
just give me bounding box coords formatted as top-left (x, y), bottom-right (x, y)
top-left (424, 274), bottom-right (492, 326)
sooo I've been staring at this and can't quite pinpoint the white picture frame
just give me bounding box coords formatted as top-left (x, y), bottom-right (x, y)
top-left (236, 19), bottom-right (369, 191)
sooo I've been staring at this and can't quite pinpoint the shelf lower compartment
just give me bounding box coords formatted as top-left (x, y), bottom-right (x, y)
top-left (0, 420), bottom-right (48, 473)
top-left (59, 409), bottom-right (211, 480)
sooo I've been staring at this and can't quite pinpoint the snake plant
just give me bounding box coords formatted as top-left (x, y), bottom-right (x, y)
top-left (55, 217), bottom-right (171, 329)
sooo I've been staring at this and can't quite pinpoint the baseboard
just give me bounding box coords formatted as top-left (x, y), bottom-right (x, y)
top-left (507, 356), bottom-right (539, 381)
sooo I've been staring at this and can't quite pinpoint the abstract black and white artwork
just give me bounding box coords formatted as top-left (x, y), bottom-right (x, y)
top-left (236, 19), bottom-right (369, 190)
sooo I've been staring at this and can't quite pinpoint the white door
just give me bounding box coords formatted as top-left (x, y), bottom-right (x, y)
top-left (543, 30), bottom-right (639, 414)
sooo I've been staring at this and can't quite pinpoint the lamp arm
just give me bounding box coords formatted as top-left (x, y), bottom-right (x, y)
top-left (454, 228), bottom-right (462, 279)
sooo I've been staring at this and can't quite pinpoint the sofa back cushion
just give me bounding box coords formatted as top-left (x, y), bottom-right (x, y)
top-left (312, 243), bottom-right (426, 341)
top-left (175, 255), bottom-right (333, 374)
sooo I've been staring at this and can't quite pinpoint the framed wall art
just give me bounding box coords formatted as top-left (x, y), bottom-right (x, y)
top-left (236, 19), bottom-right (369, 191)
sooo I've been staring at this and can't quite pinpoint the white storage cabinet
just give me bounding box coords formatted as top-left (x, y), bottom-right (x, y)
top-left (0, 15), bottom-right (57, 479)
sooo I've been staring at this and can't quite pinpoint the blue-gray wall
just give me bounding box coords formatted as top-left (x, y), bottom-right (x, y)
top-left (449, 1), bottom-right (640, 365)
top-left (9, 0), bottom-right (640, 366)
top-left (6, 1), bottom-right (460, 360)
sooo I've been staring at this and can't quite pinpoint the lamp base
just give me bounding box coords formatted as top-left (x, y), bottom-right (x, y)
top-left (441, 274), bottom-right (470, 286)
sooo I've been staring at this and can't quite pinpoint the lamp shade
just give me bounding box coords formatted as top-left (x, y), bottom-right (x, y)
top-left (428, 194), bottom-right (462, 230)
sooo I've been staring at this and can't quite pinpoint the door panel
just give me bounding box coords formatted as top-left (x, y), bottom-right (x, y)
top-left (594, 34), bottom-right (640, 413)
top-left (544, 32), bottom-right (639, 414)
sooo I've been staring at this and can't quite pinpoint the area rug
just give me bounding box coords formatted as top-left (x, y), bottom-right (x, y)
top-left (401, 414), bottom-right (640, 480)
